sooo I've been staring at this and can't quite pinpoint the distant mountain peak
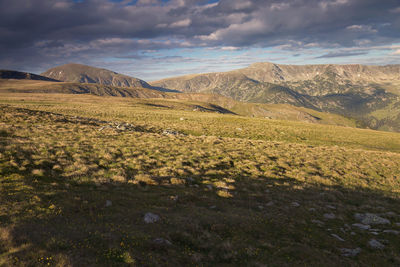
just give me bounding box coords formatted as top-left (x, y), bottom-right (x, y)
top-left (41, 63), bottom-right (152, 89)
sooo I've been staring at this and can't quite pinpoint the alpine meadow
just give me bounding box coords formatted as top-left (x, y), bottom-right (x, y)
top-left (1, 0), bottom-right (400, 266)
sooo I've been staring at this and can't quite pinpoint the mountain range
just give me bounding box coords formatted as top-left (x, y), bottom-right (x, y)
top-left (152, 62), bottom-right (400, 131)
top-left (2, 62), bottom-right (400, 132)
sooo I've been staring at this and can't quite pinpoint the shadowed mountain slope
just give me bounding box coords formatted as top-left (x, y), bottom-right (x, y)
top-left (0, 70), bottom-right (60, 82)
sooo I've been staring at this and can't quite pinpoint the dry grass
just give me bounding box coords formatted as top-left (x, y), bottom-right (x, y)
top-left (0, 94), bottom-right (400, 266)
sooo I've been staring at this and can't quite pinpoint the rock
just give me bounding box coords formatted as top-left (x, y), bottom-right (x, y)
top-left (162, 129), bottom-right (179, 136)
top-left (352, 223), bottom-right (371, 230)
top-left (105, 200), bottom-right (112, 207)
top-left (331, 234), bottom-right (345, 242)
top-left (354, 213), bottom-right (390, 225)
top-left (396, 223), bottom-right (400, 227)
top-left (326, 205), bottom-right (336, 209)
top-left (180, 117), bottom-right (185, 121)
top-left (236, 127), bottom-right (243, 131)
top-left (368, 239), bottom-right (385, 249)
top-left (265, 201), bottom-right (274, 206)
top-left (117, 125), bottom-right (126, 131)
top-left (308, 208), bottom-right (316, 212)
top-left (153, 238), bottom-right (172, 246)
top-left (311, 219), bottom-right (324, 226)
top-left (264, 189), bottom-right (270, 193)
top-left (206, 184), bottom-right (213, 190)
top-left (340, 247), bottom-right (361, 257)
top-left (369, 228), bottom-right (380, 232)
top-left (350, 232), bottom-right (356, 236)
top-left (291, 202), bottom-right (300, 207)
top-left (383, 230), bottom-right (399, 235)
top-left (323, 213), bottom-right (336, 220)
top-left (257, 205), bottom-right (264, 210)
top-left (370, 232), bottom-right (379, 236)
top-left (209, 205), bottom-right (217, 209)
top-left (144, 212), bottom-right (160, 224)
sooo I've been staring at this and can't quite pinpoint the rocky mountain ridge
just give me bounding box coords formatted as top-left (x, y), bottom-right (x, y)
top-left (151, 62), bottom-right (400, 132)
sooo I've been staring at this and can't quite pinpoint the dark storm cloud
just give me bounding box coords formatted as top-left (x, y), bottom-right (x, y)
top-left (0, 0), bottom-right (399, 72)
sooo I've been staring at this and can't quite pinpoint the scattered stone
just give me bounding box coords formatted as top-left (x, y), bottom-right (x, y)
top-left (383, 230), bottom-right (399, 235)
top-left (308, 208), bottom-right (316, 212)
top-left (209, 205), bottom-right (217, 209)
top-left (352, 223), bottom-right (371, 230)
top-left (264, 189), bottom-right (270, 193)
top-left (105, 200), bottom-right (112, 207)
top-left (354, 213), bottom-right (390, 225)
top-left (257, 205), bottom-right (264, 210)
top-left (144, 212), bottom-right (160, 224)
top-left (368, 239), bottom-right (385, 249)
top-left (340, 247), bottom-right (361, 257)
top-left (291, 202), bottom-right (300, 207)
top-left (395, 223), bottom-right (400, 227)
top-left (326, 205), bottom-right (336, 209)
top-left (384, 211), bottom-right (397, 217)
top-left (311, 219), bottom-right (324, 226)
top-left (206, 184), bottom-right (213, 190)
top-left (180, 117), bottom-right (185, 121)
top-left (153, 238), bottom-right (172, 246)
top-left (350, 232), bottom-right (356, 236)
top-left (331, 234), bottom-right (345, 242)
top-left (370, 232), bottom-right (379, 236)
top-left (323, 213), bottom-right (336, 220)
top-left (369, 228), bottom-right (380, 232)
top-left (266, 201), bottom-right (274, 206)
top-left (236, 127), bottom-right (243, 131)
top-left (162, 129), bottom-right (180, 136)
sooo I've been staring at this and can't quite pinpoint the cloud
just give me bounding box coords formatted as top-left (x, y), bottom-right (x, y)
top-left (170, 18), bottom-right (191, 28)
top-left (0, 0), bottom-right (400, 76)
top-left (316, 51), bottom-right (369, 58)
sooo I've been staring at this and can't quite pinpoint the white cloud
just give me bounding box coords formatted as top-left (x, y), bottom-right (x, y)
top-left (169, 18), bottom-right (191, 28)
top-left (346, 25), bottom-right (377, 33)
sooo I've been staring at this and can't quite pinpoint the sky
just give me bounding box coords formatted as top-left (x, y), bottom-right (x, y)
top-left (1, 0), bottom-right (400, 81)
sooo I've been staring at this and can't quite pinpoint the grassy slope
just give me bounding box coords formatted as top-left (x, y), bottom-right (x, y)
top-left (0, 79), bottom-right (358, 128)
top-left (1, 94), bottom-right (400, 266)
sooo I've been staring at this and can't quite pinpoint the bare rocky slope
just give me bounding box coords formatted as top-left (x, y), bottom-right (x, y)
top-left (152, 62), bottom-right (400, 132)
